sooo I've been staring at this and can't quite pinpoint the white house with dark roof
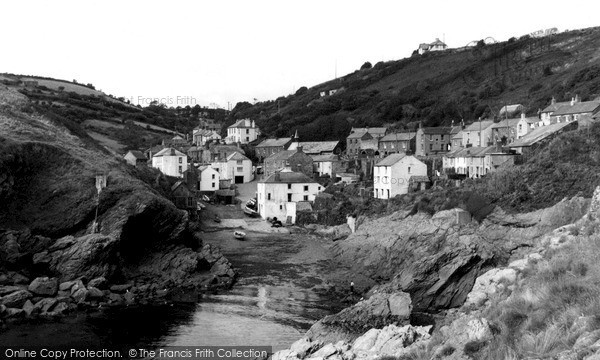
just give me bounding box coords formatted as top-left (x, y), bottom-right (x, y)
top-left (374, 154), bottom-right (427, 199)
top-left (311, 154), bottom-right (342, 178)
top-left (210, 151), bottom-right (253, 184)
top-left (226, 118), bottom-right (260, 144)
top-left (198, 165), bottom-right (220, 192)
top-left (462, 120), bottom-right (494, 148)
top-left (152, 147), bottom-right (188, 178)
top-left (257, 169), bottom-right (323, 224)
top-left (192, 129), bottom-right (221, 146)
top-left (417, 38), bottom-right (447, 55)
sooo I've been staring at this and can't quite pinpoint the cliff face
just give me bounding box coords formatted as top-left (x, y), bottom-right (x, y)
top-left (0, 86), bottom-right (234, 292)
top-left (331, 197), bottom-right (588, 313)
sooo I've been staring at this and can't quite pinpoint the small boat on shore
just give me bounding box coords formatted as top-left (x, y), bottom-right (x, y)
top-left (244, 198), bottom-right (259, 217)
top-left (234, 231), bottom-right (246, 240)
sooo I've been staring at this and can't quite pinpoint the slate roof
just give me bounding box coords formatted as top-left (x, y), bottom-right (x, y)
top-left (347, 127), bottom-right (387, 139)
top-left (154, 147), bottom-right (186, 157)
top-left (376, 153), bottom-right (407, 166)
top-left (445, 146), bottom-right (496, 158)
top-left (410, 175), bottom-right (430, 183)
top-left (228, 119), bottom-right (256, 128)
top-left (419, 126), bottom-right (453, 135)
top-left (541, 101), bottom-right (571, 114)
top-left (227, 151), bottom-right (250, 161)
top-left (380, 132), bottom-right (415, 142)
top-left (296, 201), bottom-right (313, 212)
top-left (490, 118), bottom-right (521, 129)
top-left (311, 154), bottom-right (339, 162)
top-left (289, 141), bottom-right (340, 153)
top-left (464, 120), bottom-right (494, 131)
top-left (259, 171), bottom-right (317, 184)
top-left (266, 150), bottom-right (294, 161)
top-left (256, 138), bottom-right (292, 148)
top-left (509, 121), bottom-right (576, 148)
top-left (552, 101), bottom-right (600, 116)
top-left (126, 150), bottom-right (147, 160)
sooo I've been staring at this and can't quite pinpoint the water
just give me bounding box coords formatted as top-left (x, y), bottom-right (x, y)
top-left (0, 231), bottom-right (340, 352)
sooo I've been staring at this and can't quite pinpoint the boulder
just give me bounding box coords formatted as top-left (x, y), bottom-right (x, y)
top-left (88, 277), bottom-right (108, 290)
top-left (87, 287), bottom-right (104, 299)
top-left (0, 289), bottom-right (32, 308)
top-left (33, 298), bottom-right (58, 313)
top-left (3, 307), bottom-right (25, 318)
top-left (108, 293), bottom-right (123, 303)
top-left (464, 268), bottom-right (517, 308)
top-left (289, 338), bottom-right (322, 358)
top-left (59, 280), bottom-right (78, 292)
top-left (0, 285), bottom-right (22, 296)
top-left (123, 292), bottom-right (135, 304)
top-left (71, 288), bottom-right (89, 303)
top-left (272, 350), bottom-right (299, 360)
top-left (10, 273), bottom-right (30, 285)
top-left (28, 277), bottom-right (58, 296)
top-left (32, 251), bottom-right (52, 266)
top-left (22, 300), bottom-right (40, 317)
top-left (109, 284), bottom-right (133, 293)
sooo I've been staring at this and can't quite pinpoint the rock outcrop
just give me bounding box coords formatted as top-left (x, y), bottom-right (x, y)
top-left (331, 196), bottom-right (589, 312)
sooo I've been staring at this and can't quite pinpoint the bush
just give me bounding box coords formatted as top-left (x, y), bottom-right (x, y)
top-left (360, 61), bottom-right (373, 70)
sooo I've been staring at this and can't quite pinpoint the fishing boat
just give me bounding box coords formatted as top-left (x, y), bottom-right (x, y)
top-left (243, 198), bottom-right (260, 217)
top-left (234, 231), bottom-right (246, 240)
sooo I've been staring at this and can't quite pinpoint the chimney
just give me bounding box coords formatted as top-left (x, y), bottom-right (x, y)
top-left (551, 96), bottom-right (556, 105)
top-left (575, 94), bottom-right (580, 103)
top-left (297, 146), bottom-right (303, 153)
top-left (521, 113), bottom-right (525, 120)
top-left (251, 120), bottom-right (256, 128)
top-left (571, 97), bottom-right (575, 106)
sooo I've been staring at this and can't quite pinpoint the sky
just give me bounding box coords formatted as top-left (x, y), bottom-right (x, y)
top-left (1, 0), bottom-right (599, 109)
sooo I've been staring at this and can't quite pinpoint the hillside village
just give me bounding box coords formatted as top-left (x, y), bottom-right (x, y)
top-left (119, 92), bottom-right (600, 227)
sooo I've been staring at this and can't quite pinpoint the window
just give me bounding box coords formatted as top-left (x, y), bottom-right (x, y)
top-left (268, 193), bottom-right (271, 200)
top-left (408, 166), bottom-right (411, 174)
top-left (178, 157), bottom-right (182, 164)
top-left (212, 174), bottom-right (215, 179)
top-left (288, 194), bottom-right (292, 202)
top-left (237, 167), bottom-right (243, 172)
top-left (212, 182), bottom-right (215, 188)
top-left (429, 144), bottom-right (433, 151)
top-left (280, 205), bottom-right (283, 210)
top-left (246, 129), bottom-right (249, 134)
top-left (288, 184), bottom-right (292, 189)
top-left (304, 185), bottom-right (308, 191)
top-left (237, 160), bottom-right (243, 165)
top-left (246, 137), bottom-right (249, 141)
top-left (178, 166), bottom-right (182, 174)
top-left (303, 195), bottom-right (308, 201)
top-left (197, 181), bottom-right (200, 190)
top-left (285, 160), bottom-right (290, 166)
top-left (187, 197), bottom-right (194, 207)
top-left (429, 134), bottom-right (432, 140)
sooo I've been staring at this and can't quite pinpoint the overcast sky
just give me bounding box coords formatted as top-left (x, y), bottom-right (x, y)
top-left (1, 0), bottom-right (598, 108)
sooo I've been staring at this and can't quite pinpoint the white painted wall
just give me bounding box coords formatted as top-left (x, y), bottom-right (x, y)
top-left (152, 154), bottom-right (188, 178)
top-left (257, 182), bottom-right (322, 223)
top-left (374, 156), bottom-right (427, 199)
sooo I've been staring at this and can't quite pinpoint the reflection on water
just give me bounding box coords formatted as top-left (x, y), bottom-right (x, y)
top-left (0, 284), bottom-right (335, 351)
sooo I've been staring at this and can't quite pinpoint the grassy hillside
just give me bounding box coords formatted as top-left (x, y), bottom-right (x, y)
top-left (229, 26), bottom-right (600, 143)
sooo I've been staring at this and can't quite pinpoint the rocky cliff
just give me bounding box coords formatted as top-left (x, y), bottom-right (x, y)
top-left (275, 188), bottom-right (600, 359)
top-left (0, 86), bottom-right (235, 320)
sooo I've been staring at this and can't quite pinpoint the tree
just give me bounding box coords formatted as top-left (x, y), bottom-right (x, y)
top-left (295, 86), bottom-right (308, 96)
top-left (360, 62), bottom-right (372, 70)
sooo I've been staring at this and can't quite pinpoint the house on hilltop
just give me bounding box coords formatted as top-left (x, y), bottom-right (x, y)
top-left (417, 38), bottom-right (448, 55)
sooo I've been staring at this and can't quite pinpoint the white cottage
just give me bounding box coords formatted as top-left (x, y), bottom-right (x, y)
top-left (226, 118), bottom-right (260, 144)
top-left (257, 169), bottom-right (322, 224)
top-left (210, 151), bottom-right (254, 184)
top-left (198, 165), bottom-right (220, 192)
top-left (374, 154), bottom-right (427, 199)
top-left (152, 147), bottom-right (188, 178)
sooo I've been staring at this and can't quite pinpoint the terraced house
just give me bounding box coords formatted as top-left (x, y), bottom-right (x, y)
top-left (255, 137), bottom-right (292, 161)
top-left (415, 126), bottom-right (458, 156)
top-left (378, 132), bottom-right (416, 155)
top-left (264, 147), bottom-right (313, 178)
top-left (346, 127), bottom-right (387, 156)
